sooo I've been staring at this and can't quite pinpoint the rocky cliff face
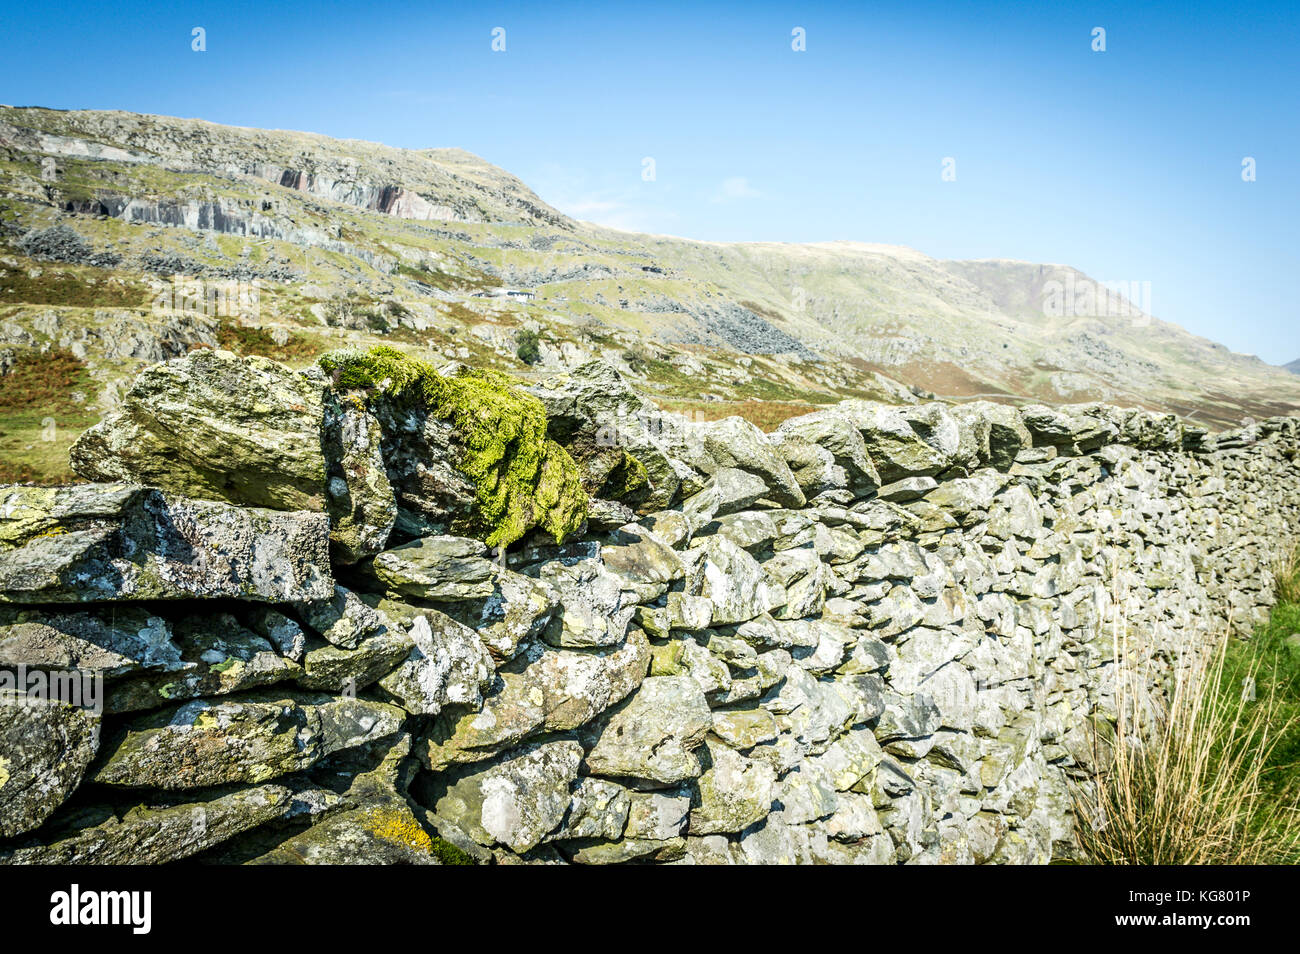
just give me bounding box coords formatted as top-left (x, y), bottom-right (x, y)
top-left (1, 349), bottom-right (1297, 864)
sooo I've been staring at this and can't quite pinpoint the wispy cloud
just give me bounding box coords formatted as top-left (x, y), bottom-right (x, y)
top-left (539, 172), bottom-right (681, 233)
top-left (711, 176), bottom-right (762, 203)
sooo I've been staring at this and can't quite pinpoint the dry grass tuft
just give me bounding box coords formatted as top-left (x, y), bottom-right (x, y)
top-left (1074, 614), bottom-right (1300, 865)
top-left (1274, 543), bottom-right (1300, 606)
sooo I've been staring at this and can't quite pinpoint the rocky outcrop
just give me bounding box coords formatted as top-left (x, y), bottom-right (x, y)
top-left (1, 351), bottom-right (1297, 864)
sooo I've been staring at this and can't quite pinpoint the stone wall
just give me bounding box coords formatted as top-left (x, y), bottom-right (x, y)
top-left (1, 352), bottom-right (1297, 865)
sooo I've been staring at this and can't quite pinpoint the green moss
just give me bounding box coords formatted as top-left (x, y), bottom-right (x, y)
top-left (318, 345), bottom-right (586, 547)
top-left (600, 450), bottom-right (650, 501)
top-left (429, 835), bottom-right (476, 865)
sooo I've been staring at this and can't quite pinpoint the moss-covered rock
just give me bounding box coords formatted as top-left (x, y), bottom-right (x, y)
top-left (319, 346), bottom-right (586, 548)
top-left (528, 361), bottom-right (698, 512)
top-left (68, 351), bottom-right (399, 563)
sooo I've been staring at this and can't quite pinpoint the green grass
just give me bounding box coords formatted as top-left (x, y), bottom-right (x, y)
top-left (1223, 553), bottom-right (1300, 838)
top-left (1076, 552), bottom-right (1300, 865)
top-left (0, 348), bottom-right (97, 484)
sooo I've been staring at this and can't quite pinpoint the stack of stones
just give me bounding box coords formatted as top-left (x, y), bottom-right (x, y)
top-left (1, 350), bottom-right (1296, 864)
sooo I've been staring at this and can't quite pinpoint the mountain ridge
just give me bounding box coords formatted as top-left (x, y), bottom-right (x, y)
top-left (1, 105), bottom-right (1298, 484)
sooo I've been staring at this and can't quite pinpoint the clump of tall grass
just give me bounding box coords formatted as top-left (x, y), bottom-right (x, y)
top-left (1074, 607), bottom-right (1300, 865)
top-left (1274, 543), bottom-right (1300, 606)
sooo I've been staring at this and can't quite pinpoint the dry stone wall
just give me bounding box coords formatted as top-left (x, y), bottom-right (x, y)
top-left (1, 353), bottom-right (1297, 865)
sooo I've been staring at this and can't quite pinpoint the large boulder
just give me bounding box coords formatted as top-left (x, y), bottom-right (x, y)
top-left (773, 409), bottom-right (881, 499)
top-left (70, 350), bottom-right (330, 511)
top-left (320, 347), bottom-right (586, 547)
top-left (0, 485), bottom-right (332, 605)
top-left (70, 350), bottom-right (397, 563)
top-left (836, 401), bottom-right (951, 482)
top-left (1019, 404), bottom-right (1118, 453)
top-left (950, 401), bottom-right (1031, 469)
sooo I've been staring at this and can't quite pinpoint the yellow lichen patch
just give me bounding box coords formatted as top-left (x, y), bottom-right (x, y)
top-left (0, 755), bottom-right (11, 790)
top-left (364, 805), bottom-right (434, 855)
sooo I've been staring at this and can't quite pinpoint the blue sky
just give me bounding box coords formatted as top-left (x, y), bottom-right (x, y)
top-left (1, 0), bottom-right (1296, 363)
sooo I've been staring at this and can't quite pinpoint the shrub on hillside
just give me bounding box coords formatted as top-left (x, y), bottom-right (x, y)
top-left (515, 327), bottom-right (541, 365)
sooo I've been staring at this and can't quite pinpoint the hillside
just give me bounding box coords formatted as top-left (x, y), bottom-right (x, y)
top-left (2, 105), bottom-right (1298, 482)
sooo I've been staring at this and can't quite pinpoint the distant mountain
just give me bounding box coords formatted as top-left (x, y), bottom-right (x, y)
top-left (1285, 359), bottom-right (1300, 375)
top-left (2, 104), bottom-right (1298, 449)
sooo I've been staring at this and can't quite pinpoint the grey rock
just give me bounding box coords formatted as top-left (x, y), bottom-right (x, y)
top-left (837, 401), bottom-right (950, 482)
top-left (69, 350), bottom-right (330, 512)
top-left (376, 608), bottom-right (494, 715)
top-left (422, 629), bottom-right (649, 769)
top-left (2, 784), bottom-right (293, 865)
top-left (0, 691), bottom-right (101, 839)
top-left (0, 485), bottom-right (332, 605)
top-left (93, 694), bottom-right (404, 789)
top-left (776, 409), bottom-right (881, 498)
top-left (0, 606), bottom-right (180, 678)
top-left (684, 535), bottom-right (785, 626)
top-left (679, 416), bottom-right (806, 508)
top-left (582, 676), bottom-right (713, 785)
top-left (429, 739), bottom-right (583, 854)
top-left (689, 739), bottom-right (776, 834)
top-left (371, 535), bottom-right (499, 601)
top-left (292, 585), bottom-right (390, 650)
